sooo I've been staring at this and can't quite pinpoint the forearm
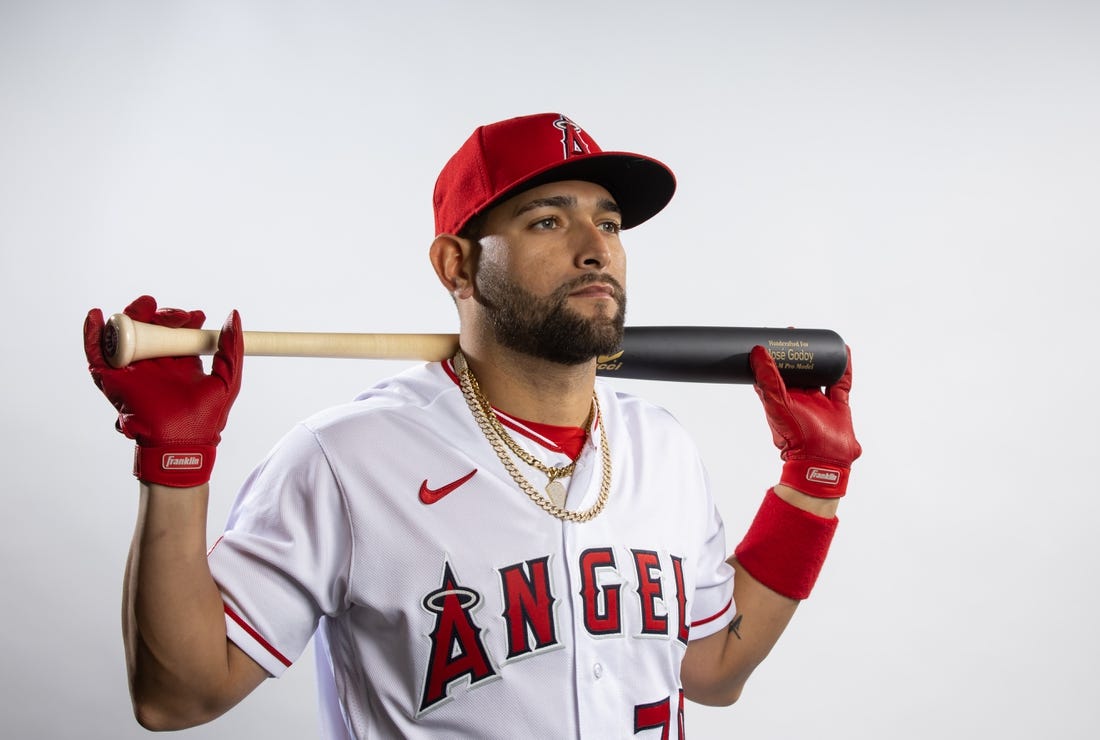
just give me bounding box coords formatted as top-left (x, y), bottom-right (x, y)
top-left (772, 482), bottom-right (838, 518)
top-left (682, 485), bottom-right (840, 705)
top-left (682, 559), bottom-right (800, 705)
top-left (123, 483), bottom-right (244, 728)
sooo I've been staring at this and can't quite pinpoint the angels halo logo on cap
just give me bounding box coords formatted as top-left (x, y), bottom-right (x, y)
top-left (433, 113), bottom-right (676, 236)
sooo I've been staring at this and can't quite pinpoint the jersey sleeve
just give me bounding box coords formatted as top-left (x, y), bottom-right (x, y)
top-left (208, 423), bottom-right (354, 677)
top-left (687, 465), bottom-right (736, 642)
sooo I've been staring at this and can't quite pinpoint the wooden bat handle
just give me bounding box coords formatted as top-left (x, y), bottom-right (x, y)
top-left (102, 315), bottom-right (848, 387)
top-left (102, 313), bottom-right (459, 367)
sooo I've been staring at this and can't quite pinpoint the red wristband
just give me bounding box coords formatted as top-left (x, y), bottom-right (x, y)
top-left (780, 458), bottom-right (850, 498)
top-left (733, 488), bottom-right (838, 600)
top-left (133, 445), bottom-right (216, 488)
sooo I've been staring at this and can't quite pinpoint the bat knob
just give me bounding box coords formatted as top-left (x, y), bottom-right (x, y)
top-left (103, 313), bottom-right (136, 368)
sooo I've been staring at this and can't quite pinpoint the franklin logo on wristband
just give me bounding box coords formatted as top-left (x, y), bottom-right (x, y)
top-left (162, 453), bottom-right (204, 470)
top-left (806, 467), bottom-right (841, 486)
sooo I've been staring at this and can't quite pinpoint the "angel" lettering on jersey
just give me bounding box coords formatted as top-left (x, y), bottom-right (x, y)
top-left (417, 547), bottom-right (689, 714)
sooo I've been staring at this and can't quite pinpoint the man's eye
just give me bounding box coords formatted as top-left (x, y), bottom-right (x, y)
top-left (599, 221), bottom-right (622, 234)
top-left (532, 217), bottom-right (558, 230)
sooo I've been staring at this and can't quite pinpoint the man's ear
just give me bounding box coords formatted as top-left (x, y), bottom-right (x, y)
top-left (429, 234), bottom-right (477, 300)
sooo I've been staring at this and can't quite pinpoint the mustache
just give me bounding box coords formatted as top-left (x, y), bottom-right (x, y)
top-left (554, 273), bottom-right (626, 302)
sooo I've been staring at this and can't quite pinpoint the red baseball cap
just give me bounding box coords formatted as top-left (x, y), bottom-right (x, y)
top-left (433, 113), bottom-right (676, 236)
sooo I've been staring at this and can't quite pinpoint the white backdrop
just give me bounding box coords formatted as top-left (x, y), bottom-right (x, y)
top-left (3, 1), bottom-right (1097, 737)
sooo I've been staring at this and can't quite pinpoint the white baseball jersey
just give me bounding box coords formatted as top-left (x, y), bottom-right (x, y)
top-left (208, 360), bottom-right (735, 738)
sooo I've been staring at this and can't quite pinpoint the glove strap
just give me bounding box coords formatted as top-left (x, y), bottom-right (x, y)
top-left (133, 445), bottom-right (216, 488)
top-left (780, 458), bottom-right (850, 498)
top-left (733, 488), bottom-right (838, 600)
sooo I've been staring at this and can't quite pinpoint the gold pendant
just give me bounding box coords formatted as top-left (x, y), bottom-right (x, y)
top-left (545, 479), bottom-right (568, 508)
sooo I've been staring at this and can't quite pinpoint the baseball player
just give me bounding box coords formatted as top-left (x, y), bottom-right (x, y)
top-left (84, 113), bottom-right (861, 738)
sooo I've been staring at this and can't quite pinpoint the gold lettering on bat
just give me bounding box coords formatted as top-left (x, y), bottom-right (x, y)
top-left (596, 350), bottom-right (624, 371)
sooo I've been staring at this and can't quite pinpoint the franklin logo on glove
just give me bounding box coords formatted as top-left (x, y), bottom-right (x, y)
top-left (162, 454), bottom-right (204, 470)
top-left (806, 467), bottom-right (841, 485)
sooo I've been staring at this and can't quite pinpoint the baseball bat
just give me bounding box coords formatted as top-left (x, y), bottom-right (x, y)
top-left (102, 313), bottom-right (847, 387)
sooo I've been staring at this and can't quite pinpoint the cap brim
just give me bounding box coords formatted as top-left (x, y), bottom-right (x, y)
top-left (484, 152), bottom-right (676, 230)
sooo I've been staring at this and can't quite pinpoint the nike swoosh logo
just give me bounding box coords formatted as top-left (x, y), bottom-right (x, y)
top-left (419, 469), bottom-right (478, 505)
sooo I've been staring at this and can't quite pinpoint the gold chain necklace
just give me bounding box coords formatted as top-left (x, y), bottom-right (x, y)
top-left (465, 367), bottom-right (581, 484)
top-left (454, 351), bottom-right (612, 523)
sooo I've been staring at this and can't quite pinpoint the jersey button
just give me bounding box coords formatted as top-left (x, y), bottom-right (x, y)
top-left (593, 662), bottom-right (603, 679)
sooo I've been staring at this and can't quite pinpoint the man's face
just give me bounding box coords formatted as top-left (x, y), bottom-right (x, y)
top-left (471, 180), bottom-right (627, 365)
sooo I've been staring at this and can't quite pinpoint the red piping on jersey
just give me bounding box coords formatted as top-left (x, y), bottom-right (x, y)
top-left (224, 604), bottom-right (292, 668)
top-left (691, 597), bottom-right (733, 629)
top-left (441, 357), bottom-right (462, 386)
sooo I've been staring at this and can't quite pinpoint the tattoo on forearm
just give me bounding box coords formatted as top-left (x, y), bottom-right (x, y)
top-left (728, 614), bottom-right (743, 639)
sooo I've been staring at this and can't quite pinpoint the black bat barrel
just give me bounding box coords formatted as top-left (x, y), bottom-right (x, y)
top-left (596, 326), bottom-right (847, 388)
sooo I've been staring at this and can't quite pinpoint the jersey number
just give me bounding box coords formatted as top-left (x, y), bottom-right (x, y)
top-left (634, 690), bottom-right (685, 739)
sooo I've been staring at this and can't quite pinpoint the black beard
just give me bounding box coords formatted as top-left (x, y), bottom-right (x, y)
top-left (474, 267), bottom-right (626, 365)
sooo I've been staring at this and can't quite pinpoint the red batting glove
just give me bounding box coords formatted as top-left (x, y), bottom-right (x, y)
top-left (749, 344), bottom-right (861, 498)
top-left (84, 295), bottom-right (244, 488)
